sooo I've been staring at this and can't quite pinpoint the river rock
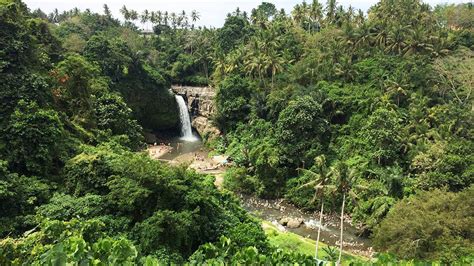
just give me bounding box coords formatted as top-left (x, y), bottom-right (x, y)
top-left (287, 218), bottom-right (304, 228)
top-left (279, 217), bottom-right (290, 226)
top-left (143, 132), bottom-right (157, 144)
top-left (279, 217), bottom-right (304, 228)
top-left (192, 116), bottom-right (221, 140)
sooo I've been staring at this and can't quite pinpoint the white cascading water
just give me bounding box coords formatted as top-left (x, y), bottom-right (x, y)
top-left (175, 95), bottom-right (198, 142)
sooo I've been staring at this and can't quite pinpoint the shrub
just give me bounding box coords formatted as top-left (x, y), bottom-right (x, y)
top-left (373, 186), bottom-right (474, 263)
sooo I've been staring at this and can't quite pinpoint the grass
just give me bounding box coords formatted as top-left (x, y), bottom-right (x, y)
top-left (262, 221), bottom-right (369, 264)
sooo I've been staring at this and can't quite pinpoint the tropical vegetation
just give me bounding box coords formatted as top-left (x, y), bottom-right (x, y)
top-left (0, 0), bottom-right (472, 264)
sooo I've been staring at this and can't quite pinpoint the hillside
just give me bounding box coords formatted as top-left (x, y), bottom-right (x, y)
top-left (0, 0), bottom-right (472, 264)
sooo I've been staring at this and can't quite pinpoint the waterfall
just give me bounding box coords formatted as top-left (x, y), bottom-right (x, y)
top-left (175, 95), bottom-right (198, 141)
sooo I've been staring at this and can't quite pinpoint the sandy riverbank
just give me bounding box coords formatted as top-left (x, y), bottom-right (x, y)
top-left (147, 144), bottom-right (173, 159)
top-left (147, 144), bottom-right (228, 174)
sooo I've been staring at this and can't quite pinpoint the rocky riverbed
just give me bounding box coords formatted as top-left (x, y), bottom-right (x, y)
top-left (239, 194), bottom-right (374, 258)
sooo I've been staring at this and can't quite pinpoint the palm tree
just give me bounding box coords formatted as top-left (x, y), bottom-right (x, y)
top-left (53, 8), bottom-right (59, 23)
top-left (191, 10), bottom-right (200, 22)
top-left (156, 11), bottom-right (163, 25)
top-left (325, 0), bottom-right (337, 25)
top-left (141, 10), bottom-right (150, 30)
top-left (149, 11), bottom-right (156, 25)
top-left (386, 25), bottom-right (409, 55)
top-left (291, 4), bottom-right (304, 27)
top-left (331, 161), bottom-right (361, 265)
top-left (176, 11), bottom-right (184, 28)
top-left (72, 7), bottom-right (80, 16)
top-left (170, 12), bottom-right (177, 29)
top-left (335, 55), bottom-right (357, 82)
top-left (213, 52), bottom-right (227, 78)
top-left (129, 10), bottom-right (139, 24)
top-left (180, 10), bottom-right (188, 28)
top-left (310, 0), bottom-right (323, 32)
top-left (403, 26), bottom-right (433, 56)
top-left (103, 4), bottom-right (111, 19)
top-left (120, 5), bottom-right (130, 22)
top-left (255, 56), bottom-right (266, 82)
top-left (384, 79), bottom-right (408, 106)
top-left (191, 10), bottom-right (200, 28)
top-left (355, 9), bottom-right (364, 27)
top-left (355, 24), bottom-right (372, 49)
top-left (47, 12), bottom-right (54, 23)
top-left (334, 5), bottom-right (346, 27)
top-left (374, 27), bottom-right (388, 48)
top-left (225, 48), bottom-right (244, 74)
top-left (163, 11), bottom-right (169, 26)
top-left (346, 5), bottom-right (354, 24)
top-left (297, 1), bottom-right (310, 30)
top-left (429, 32), bottom-right (449, 57)
top-left (297, 155), bottom-right (331, 261)
top-left (267, 53), bottom-right (285, 88)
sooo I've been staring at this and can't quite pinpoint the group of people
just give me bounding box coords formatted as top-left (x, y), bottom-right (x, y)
top-left (193, 153), bottom-right (206, 161)
top-left (149, 142), bottom-right (173, 158)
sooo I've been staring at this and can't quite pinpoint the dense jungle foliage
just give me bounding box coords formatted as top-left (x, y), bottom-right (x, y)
top-left (0, 0), bottom-right (273, 264)
top-left (0, 0), bottom-right (472, 264)
top-left (212, 1), bottom-right (473, 263)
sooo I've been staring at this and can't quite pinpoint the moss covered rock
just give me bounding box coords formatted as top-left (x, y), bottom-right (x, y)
top-left (113, 64), bottom-right (179, 131)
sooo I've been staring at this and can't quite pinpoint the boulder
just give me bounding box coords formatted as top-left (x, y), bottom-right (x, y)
top-left (192, 116), bottom-right (220, 140)
top-left (279, 217), bottom-right (290, 226)
top-left (143, 132), bottom-right (157, 144)
top-left (287, 218), bottom-right (304, 228)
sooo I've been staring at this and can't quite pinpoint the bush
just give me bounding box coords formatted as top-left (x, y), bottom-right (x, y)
top-left (285, 173), bottom-right (320, 210)
top-left (373, 186), bottom-right (474, 263)
top-left (190, 236), bottom-right (316, 265)
top-left (3, 100), bottom-right (65, 176)
top-left (35, 193), bottom-right (105, 221)
top-left (215, 75), bottom-right (253, 132)
top-left (223, 167), bottom-right (263, 195)
top-left (0, 219), bottom-right (138, 265)
top-left (94, 92), bottom-right (145, 150)
top-left (276, 95), bottom-right (329, 168)
top-left (61, 141), bottom-right (268, 257)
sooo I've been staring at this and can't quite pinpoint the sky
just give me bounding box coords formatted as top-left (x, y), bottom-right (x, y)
top-left (24, 0), bottom-right (469, 27)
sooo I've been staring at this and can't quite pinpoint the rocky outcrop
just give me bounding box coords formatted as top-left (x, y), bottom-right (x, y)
top-left (171, 85), bottom-right (220, 139)
top-left (279, 217), bottom-right (304, 228)
top-left (192, 116), bottom-right (220, 138)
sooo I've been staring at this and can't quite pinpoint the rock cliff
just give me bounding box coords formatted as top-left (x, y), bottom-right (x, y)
top-left (171, 85), bottom-right (220, 139)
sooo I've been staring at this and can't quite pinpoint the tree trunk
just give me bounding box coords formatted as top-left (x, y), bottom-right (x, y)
top-left (315, 201), bottom-right (324, 260)
top-left (271, 73), bottom-right (274, 89)
top-left (337, 193), bottom-right (346, 265)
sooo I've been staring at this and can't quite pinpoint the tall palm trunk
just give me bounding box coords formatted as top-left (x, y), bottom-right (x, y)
top-left (337, 193), bottom-right (346, 265)
top-left (315, 201), bottom-right (324, 260)
top-left (271, 72), bottom-right (274, 88)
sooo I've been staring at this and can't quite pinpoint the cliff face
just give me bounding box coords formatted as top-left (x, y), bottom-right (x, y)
top-left (171, 86), bottom-right (220, 139)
